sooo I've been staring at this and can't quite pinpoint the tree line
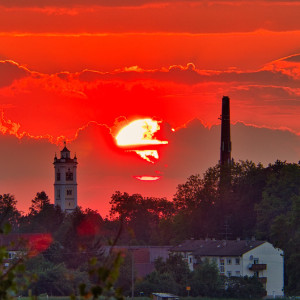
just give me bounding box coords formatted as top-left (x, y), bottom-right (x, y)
top-left (0, 159), bottom-right (299, 296)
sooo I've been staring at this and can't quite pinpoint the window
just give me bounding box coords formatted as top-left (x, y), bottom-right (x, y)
top-left (220, 259), bottom-right (225, 273)
top-left (66, 169), bottom-right (73, 181)
top-left (227, 271), bottom-right (232, 277)
top-left (56, 172), bottom-right (60, 181)
top-left (56, 189), bottom-right (60, 199)
top-left (235, 258), bottom-right (240, 265)
top-left (227, 258), bottom-right (232, 265)
top-left (235, 271), bottom-right (240, 276)
top-left (254, 258), bottom-right (259, 264)
top-left (67, 189), bottom-right (72, 196)
top-left (189, 257), bottom-right (192, 264)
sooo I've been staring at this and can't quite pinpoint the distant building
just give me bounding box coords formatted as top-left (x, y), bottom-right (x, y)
top-left (53, 144), bottom-right (78, 212)
top-left (0, 233), bottom-right (52, 267)
top-left (102, 245), bottom-right (171, 277)
top-left (171, 239), bottom-right (284, 297)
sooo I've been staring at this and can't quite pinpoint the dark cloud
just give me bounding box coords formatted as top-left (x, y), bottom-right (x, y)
top-left (77, 65), bottom-right (299, 87)
top-left (2, 60), bottom-right (300, 138)
top-left (1, 120), bottom-right (299, 215)
top-left (0, 60), bottom-right (30, 88)
top-left (282, 54), bottom-right (300, 63)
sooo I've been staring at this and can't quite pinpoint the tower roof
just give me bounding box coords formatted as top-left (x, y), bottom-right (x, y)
top-left (54, 144), bottom-right (77, 164)
top-left (61, 146), bottom-right (70, 153)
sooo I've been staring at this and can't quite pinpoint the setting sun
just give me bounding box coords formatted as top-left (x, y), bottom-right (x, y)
top-left (115, 118), bottom-right (168, 147)
top-left (115, 118), bottom-right (168, 165)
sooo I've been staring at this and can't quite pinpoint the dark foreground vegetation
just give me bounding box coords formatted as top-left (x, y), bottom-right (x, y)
top-left (0, 160), bottom-right (299, 297)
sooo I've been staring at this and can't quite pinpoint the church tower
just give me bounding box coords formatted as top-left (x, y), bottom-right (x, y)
top-left (53, 143), bottom-right (78, 213)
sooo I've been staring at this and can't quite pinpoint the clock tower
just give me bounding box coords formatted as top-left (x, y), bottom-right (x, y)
top-left (53, 143), bottom-right (78, 212)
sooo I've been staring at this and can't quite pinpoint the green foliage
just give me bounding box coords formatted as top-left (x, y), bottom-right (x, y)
top-left (115, 253), bottom-right (133, 296)
top-left (25, 254), bottom-right (86, 296)
top-left (190, 259), bottom-right (223, 297)
top-left (0, 194), bottom-right (20, 231)
top-left (256, 161), bottom-right (300, 295)
top-left (109, 192), bottom-right (174, 244)
top-left (225, 276), bottom-right (266, 298)
top-left (135, 254), bottom-right (190, 296)
top-left (77, 252), bottom-right (124, 300)
top-left (0, 224), bottom-right (31, 299)
top-left (135, 271), bottom-right (179, 296)
top-left (20, 191), bottom-right (65, 234)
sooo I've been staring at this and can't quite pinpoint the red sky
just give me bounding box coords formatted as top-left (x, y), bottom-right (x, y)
top-left (1, 0), bottom-right (300, 215)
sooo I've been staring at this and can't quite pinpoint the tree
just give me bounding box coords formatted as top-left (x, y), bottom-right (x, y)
top-left (55, 207), bottom-right (104, 269)
top-left (190, 258), bottom-right (223, 297)
top-left (225, 276), bottom-right (266, 298)
top-left (25, 254), bottom-right (89, 296)
top-left (172, 171), bottom-right (218, 239)
top-left (256, 161), bottom-right (300, 295)
top-left (135, 254), bottom-right (190, 296)
top-left (135, 271), bottom-right (179, 296)
top-left (29, 191), bottom-right (51, 216)
top-left (20, 191), bottom-right (65, 234)
top-left (0, 224), bottom-right (31, 299)
top-left (109, 192), bottom-right (174, 244)
top-left (0, 194), bottom-right (21, 231)
top-left (172, 160), bottom-right (269, 240)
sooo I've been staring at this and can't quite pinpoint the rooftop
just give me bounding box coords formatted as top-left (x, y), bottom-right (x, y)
top-left (171, 239), bottom-right (265, 256)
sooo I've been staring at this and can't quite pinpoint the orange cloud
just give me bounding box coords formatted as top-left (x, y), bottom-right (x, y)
top-left (1, 56), bottom-right (300, 142)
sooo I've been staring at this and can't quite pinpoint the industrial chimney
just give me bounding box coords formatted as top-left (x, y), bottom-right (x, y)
top-left (219, 96), bottom-right (232, 194)
top-left (220, 96), bottom-right (231, 166)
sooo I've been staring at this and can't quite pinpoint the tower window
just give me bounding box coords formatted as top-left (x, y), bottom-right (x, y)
top-left (67, 189), bottom-right (72, 196)
top-left (66, 169), bottom-right (73, 181)
top-left (57, 172), bottom-right (61, 181)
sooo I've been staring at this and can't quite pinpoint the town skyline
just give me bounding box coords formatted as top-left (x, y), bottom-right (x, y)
top-left (1, 0), bottom-right (300, 214)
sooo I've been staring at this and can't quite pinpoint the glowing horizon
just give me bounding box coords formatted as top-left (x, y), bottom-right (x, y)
top-left (1, 0), bottom-right (300, 215)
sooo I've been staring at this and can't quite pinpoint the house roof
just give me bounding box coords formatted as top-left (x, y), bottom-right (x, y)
top-left (171, 239), bottom-right (265, 256)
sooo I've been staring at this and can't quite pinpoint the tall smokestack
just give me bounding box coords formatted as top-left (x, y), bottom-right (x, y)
top-left (220, 96), bottom-right (231, 165)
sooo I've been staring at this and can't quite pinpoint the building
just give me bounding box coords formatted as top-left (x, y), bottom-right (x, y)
top-left (102, 245), bottom-right (171, 277)
top-left (53, 144), bottom-right (78, 212)
top-left (0, 233), bottom-right (53, 267)
top-left (171, 239), bottom-right (284, 297)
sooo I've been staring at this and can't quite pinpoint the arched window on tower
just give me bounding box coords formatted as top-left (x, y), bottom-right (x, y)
top-left (57, 172), bottom-right (61, 181)
top-left (66, 168), bottom-right (73, 181)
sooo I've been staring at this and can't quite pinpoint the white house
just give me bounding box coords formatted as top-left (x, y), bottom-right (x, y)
top-left (171, 239), bottom-right (284, 297)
